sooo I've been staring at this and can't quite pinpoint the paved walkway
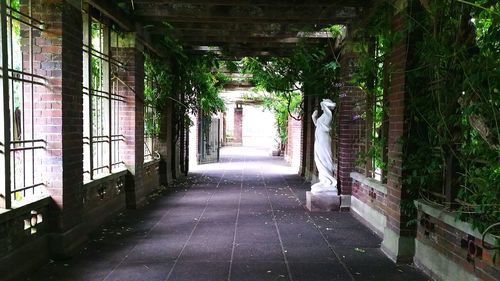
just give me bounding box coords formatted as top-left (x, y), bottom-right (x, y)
top-left (26, 147), bottom-right (429, 281)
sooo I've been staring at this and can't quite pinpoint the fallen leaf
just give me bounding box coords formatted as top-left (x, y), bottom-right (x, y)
top-left (354, 247), bottom-right (366, 253)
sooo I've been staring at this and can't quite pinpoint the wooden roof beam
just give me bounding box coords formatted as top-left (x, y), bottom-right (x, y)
top-left (132, 0), bottom-right (368, 7)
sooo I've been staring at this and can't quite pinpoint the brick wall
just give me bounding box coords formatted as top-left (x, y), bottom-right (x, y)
top-left (115, 42), bottom-right (146, 208)
top-left (415, 202), bottom-right (500, 281)
top-left (385, 10), bottom-right (414, 241)
top-left (82, 172), bottom-right (127, 230)
top-left (29, 0), bottom-right (83, 232)
top-left (299, 96), bottom-right (309, 177)
top-left (0, 198), bottom-right (51, 281)
top-left (301, 95), bottom-right (316, 181)
top-left (285, 113), bottom-right (302, 170)
top-left (352, 179), bottom-right (387, 218)
top-left (158, 99), bottom-right (174, 184)
top-left (338, 52), bottom-right (363, 196)
top-left (143, 161), bottom-right (161, 194)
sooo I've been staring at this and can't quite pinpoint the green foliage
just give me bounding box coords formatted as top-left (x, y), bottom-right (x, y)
top-left (240, 41), bottom-right (341, 148)
top-left (222, 60), bottom-right (239, 73)
top-left (241, 42), bottom-right (339, 99)
top-left (144, 52), bottom-right (173, 111)
top-left (402, 0), bottom-right (500, 231)
top-left (349, 3), bottom-right (395, 180)
top-left (176, 54), bottom-right (227, 117)
top-left (143, 30), bottom-right (226, 119)
top-left (9, 0), bottom-right (20, 10)
top-left (322, 24), bottom-right (344, 37)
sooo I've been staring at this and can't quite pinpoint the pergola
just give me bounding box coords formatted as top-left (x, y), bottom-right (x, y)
top-left (91, 0), bottom-right (371, 57)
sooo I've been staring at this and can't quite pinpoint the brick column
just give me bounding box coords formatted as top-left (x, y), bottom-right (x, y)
top-left (159, 100), bottom-right (174, 184)
top-left (338, 52), bottom-right (363, 197)
top-left (233, 105), bottom-right (243, 144)
top-left (116, 37), bottom-right (145, 208)
top-left (30, 0), bottom-right (84, 256)
top-left (171, 98), bottom-right (181, 179)
top-left (381, 10), bottom-right (415, 263)
top-left (299, 95), bottom-right (310, 177)
top-left (302, 94), bottom-right (317, 182)
top-left (286, 113), bottom-right (302, 171)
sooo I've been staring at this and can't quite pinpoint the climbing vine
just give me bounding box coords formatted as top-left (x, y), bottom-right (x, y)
top-left (240, 37), bottom-right (342, 148)
top-left (403, 0), bottom-right (499, 232)
top-left (143, 29), bottom-right (227, 141)
top-left (349, 3), bottom-right (397, 181)
top-left (349, 1), bottom-right (499, 233)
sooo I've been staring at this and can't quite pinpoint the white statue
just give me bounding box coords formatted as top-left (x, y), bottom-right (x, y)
top-left (311, 99), bottom-right (338, 195)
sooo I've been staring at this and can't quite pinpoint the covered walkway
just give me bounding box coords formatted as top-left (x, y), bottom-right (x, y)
top-left (26, 147), bottom-right (428, 281)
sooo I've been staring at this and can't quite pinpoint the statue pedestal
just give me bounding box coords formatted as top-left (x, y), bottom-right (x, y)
top-left (306, 191), bottom-right (340, 212)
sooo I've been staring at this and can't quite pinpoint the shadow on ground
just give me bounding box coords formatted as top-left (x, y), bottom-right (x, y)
top-left (25, 146), bottom-right (430, 281)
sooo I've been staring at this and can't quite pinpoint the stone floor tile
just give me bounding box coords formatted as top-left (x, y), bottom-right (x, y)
top-left (167, 261), bottom-right (230, 281)
top-left (288, 262), bottom-right (353, 281)
top-left (230, 262), bottom-right (290, 281)
top-left (233, 242), bottom-right (284, 262)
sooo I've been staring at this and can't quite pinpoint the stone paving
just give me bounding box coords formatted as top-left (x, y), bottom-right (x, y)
top-left (26, 146), bottom-right (430, 281)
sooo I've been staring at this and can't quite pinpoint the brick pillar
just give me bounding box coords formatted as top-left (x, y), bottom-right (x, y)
top-left (299, 95), bottom-right (310, 177)
top-left (338, 52), bottom-right (362, 196)
top-left (381, 10), bottom-right (415, 263)
top-left (303, 95), bottom-right (317, 181)
top-left (286, 115), bottom-right (293, 162)
top-left (29, 0), bottom-right (84, 255)
top-left (233, 105), bottom-right (243, 144)
top-left (116, 38), bottom-right (145, 208)
top-left (286, 113), bottom-right (302, 171)
top-left (159, 100), bottom-right (173, 185)
top-left (172, 98), bottom-right (181, 179)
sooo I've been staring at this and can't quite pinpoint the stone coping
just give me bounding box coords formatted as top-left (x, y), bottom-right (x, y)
top-left (0, 196), bottom-right (52, 225)
top-left (144, 158), bottom-right (161, 167)
top-left (350, 171), bottom-right (387, 195)
top-left (414, 199), bottom-right (498, 246)
top-left (83, 168), bottom-right (128, 189)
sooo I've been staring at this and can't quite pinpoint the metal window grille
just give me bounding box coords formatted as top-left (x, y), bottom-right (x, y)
top-left (143, 73), bottom-right (160, 162)
top-left (352, 93), bottom-right (368, 174)
top-left (353, 90), bottom-right (387, 181)
top-left (0, 0), bottom-right (46, 209)
top-left (82, 7), bottom-right (125, 182)
top-left (353, 93), bottom-right (387, 181)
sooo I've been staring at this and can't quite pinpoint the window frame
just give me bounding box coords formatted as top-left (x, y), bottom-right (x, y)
top-left (82, 6), bottom-right (126, 182)
top-left (1, 0), bottom-right (47, 209)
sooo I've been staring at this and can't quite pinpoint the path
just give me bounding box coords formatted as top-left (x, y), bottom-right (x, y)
top-left (26, 146), bottom-right (429, 281)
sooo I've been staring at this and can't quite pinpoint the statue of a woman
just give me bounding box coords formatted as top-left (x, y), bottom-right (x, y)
top-left (311, 99), bottom-right (338, 195)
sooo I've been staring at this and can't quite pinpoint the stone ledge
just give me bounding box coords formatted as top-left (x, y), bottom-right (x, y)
top-left (351, 195), bottom-right (386, 236)
top-left (144, 158), bottom-right (161, 168)
top-left (83, 169), bottom-right (129, 189)
top-left (350, 172), bottom-right (387, 194)
top-left (414, 200), bottom-right (497, 246)
top-left (0, 196), bottom-right (52, 225)
top-left (414, 239), bottom-right (481, 281)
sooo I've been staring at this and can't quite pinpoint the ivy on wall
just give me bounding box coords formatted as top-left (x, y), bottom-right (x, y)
top-left (403, 0), bottom-right (499, 232)
top-left (348, 3), bottom-right (397, 181)
top-left (348, 0), bottom-right (499, 235)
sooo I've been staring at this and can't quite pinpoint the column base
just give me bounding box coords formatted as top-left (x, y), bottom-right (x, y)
top-left (306, 191), bottom-right (341, 212)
